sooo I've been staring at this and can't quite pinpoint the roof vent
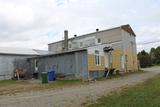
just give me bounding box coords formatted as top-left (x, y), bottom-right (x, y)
top-left (96, 28), bottom-right (99, 32)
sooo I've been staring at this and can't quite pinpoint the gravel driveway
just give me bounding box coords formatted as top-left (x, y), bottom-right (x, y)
top-left (0, 67), bottom-right (159, 107)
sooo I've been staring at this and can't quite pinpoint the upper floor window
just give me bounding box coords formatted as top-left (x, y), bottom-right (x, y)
top-left (80, 42), bottom-right (83, 47)
top-left (97, 38), bottom-right (101, 43)
top-left (69, 44), bottom-right (72, 48)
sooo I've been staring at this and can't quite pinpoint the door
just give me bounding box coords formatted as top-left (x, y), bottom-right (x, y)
top-left (104, 52), bottom-right (110, 68)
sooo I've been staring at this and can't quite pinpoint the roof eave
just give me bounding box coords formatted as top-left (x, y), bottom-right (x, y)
top-left (121, 24), bottom-right (136, 36)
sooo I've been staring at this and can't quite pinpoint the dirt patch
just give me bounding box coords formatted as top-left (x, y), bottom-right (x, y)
top-left (0, 67), bottom-right (159, 107)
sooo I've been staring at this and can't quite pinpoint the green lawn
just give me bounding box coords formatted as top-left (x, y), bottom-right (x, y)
top-left (86, 75), bottom-right (160, 107)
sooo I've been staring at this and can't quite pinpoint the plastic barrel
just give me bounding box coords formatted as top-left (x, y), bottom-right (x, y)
top-left (53, 70), bottom-right (55, 80)
top-left (41, 72), bottom-right (48, 83)
top-left (48, 69), bottom-right (55, 81)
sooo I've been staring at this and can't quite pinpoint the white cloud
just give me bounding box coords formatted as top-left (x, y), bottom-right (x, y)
top-left (0, 0), bottom-right (159, 51)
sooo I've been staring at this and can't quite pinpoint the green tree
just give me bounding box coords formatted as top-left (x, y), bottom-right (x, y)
top-left (138, 50), bottom-right (152, 68)
top-left (155, 46), bottom-right (160, 64)
top-left (150, 47), bottom-right (156, 64)
top-left (150, 46), bottom-right (160, 64)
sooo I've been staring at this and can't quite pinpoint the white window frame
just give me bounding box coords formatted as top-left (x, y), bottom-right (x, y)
top-left (95, 50), bottom-right (101, 66)
top-left (34, 60), bottom-right (38, 72)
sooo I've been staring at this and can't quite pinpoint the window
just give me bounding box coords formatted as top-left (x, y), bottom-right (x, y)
top-left (125, 55), bottom-right (128, 62)
top-left (35, 60), bottom-right (38, 72)
top-left (97, 38), bottom-right (101, 43)
top-left (69, 44), bottom-right (71, 48)
top-left (95, 50), bottom-right (100, 66)
top-left (80, 42), bottom-right (83, 47)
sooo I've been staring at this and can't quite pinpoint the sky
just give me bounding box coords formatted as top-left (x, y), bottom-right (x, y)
top-left (0, 0), bottom-right (160, 52)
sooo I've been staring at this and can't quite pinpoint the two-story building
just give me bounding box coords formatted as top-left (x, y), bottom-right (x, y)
top-left (30, 24), bottom-right (138, 79)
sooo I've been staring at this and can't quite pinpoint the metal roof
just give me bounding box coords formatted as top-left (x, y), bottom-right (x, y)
top-left (0, 47), bottom-right (50, 55)
top-left (29, 48), bottom-right (87, 59)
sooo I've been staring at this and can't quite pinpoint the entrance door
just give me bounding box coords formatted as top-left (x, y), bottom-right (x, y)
top-left (104, 52), bottom-right (110, 68)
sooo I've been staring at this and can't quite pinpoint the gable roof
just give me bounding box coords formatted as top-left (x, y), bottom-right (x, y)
top-left (48, 24), bottom-right (136, 45)
top-left (0, 47), bottom-right (50, 55)
top-left (121, 24), bottom-right (136, 36)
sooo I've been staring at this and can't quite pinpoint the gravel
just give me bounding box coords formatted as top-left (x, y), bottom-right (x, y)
top-left (0, 67), bottom-right (159, 107)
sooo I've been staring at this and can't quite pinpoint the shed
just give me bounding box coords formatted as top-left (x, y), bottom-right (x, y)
top-left (0, 47), bottom-right (49, 80)
top-left (28, 49), bottom-right (89, 79)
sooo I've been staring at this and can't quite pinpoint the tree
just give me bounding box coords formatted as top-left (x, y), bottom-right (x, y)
top-left (154, 46), bottom-right (160, 64)
top-left (138, 50), bottom-right (152, 68)
top-left (150, 47), bottom-right (156, 64)
top-left (149, 46), bottom-right (160, 64)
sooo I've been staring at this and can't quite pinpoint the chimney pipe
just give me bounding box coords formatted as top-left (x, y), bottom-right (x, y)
top-left (64, 30), bottom-right (68, 51)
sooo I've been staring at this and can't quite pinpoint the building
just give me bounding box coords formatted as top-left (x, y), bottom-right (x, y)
top-left (0, 47), bottom-right (49, 80)
top-left (30, 24), bottom-right (138, 79)
top-left (29, 49), bottom-right (89, 79)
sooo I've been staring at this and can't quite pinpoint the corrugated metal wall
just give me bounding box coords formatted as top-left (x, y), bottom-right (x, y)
top-left (0, 55), bottom-right (33, 80)
top-left (29, 50), bottom-right (88, 79)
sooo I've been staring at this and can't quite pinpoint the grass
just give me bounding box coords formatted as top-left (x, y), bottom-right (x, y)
top-left (0, 80), bottom-right (17, 84)
top-left (85, 75), bottom-right (160, 107)
top-left (152, 64), bottom-right (160, 67)
top-left (96, 70), bottom-right (144, 81)
top-left (0, 79), bottom-right (85, 96)
top-left (0, 70), bottom-right (144, 96)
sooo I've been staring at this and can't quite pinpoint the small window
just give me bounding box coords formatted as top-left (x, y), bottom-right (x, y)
top-left (95, 50), bottom-right (99, 54)
top-left (95, 50), bottom-right (100, 66)
top-left (80, 42), bottom-right (83, 47)
top-left (125, 55), bottom-right (128, 62)
top-left (97, 38), bottom-right (101, 43)
top-left (35, 60), bottom-right (38, 67)
top-left (69, 44), bottom-right (71, 48)
top-left (35, 60), bottom-right (38, 72)
top-left (62, 43), bottom-right (65, 49)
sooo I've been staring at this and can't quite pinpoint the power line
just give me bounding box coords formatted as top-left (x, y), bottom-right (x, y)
top-left (137, 40), bottom-right (160, 45)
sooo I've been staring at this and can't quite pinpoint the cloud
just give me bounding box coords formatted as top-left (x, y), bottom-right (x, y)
top-left (0, 0), bottom-right (159, 51)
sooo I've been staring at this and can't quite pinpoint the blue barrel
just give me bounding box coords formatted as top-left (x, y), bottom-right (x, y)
top-left (48, 68), bottom-right (55, 81)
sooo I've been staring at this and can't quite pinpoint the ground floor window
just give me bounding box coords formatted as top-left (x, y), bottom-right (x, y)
top-left (34, 60), bottom-right (38, 72)
top-left (95, 50), bottom-right (100, 66)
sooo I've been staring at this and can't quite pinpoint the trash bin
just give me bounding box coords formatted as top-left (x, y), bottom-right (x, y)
top-left (48, 69), bottom-right (55, 81)
top-left (41, 72), bottom-right (48, 83)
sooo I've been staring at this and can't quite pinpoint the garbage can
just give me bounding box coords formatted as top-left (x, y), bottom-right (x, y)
top-left (41, 72), bottom-right (48, 83)
top-left (48, 69), bottom-right (55, 81)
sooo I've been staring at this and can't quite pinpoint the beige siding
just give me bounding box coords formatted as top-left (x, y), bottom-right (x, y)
top-left (96, 28), bottom-right (122, 44)
top-left (122, 29), bottom-right (138, 71)
top-left (48, 26), bottom-right (138, 73)
top-left (48, 42), bottom-right (63, 53)
top-left (88, 54), bottom-right (105, 71)
top-left (111, 49), bottom-right (123, 70)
